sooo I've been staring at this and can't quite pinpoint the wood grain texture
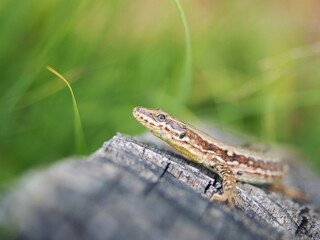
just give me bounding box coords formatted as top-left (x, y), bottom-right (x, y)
top-left (1, 130), bottom-right (320, 240)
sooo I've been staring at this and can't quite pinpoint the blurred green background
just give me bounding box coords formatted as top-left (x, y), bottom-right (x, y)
top-left (1, 0), bottom-right (320, 189)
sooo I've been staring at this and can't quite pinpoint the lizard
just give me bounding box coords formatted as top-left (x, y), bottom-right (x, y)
top-left (132, 107), bottom-right (306, 206)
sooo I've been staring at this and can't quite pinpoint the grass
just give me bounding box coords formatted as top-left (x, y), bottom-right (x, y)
top-left (173, 0), bottom-right (192, 111)
top-left (0, 0), bottom-right (320, 190)
top-left (46, 66), bottom-right (87, 155)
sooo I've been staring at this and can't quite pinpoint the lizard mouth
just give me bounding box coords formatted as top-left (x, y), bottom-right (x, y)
top-left (132, 107), bottom-right (146, 123)
top-left (133, 107), bottom-right (151, 119)
top-left (132, 106), bottom-right (142, 118)
top-left (132, 107), bottom-right (157, 130)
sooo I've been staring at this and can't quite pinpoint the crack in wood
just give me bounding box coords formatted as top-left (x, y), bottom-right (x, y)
top-left (203, 181), bottom-right (212, 194)
top-left (143, 163), bottom-right (171, 196)
top-left (295, 216), bottom-right (309, 236)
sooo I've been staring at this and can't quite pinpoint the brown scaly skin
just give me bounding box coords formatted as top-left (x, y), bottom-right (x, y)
top-left (132, 107), bottom-right (306, 206)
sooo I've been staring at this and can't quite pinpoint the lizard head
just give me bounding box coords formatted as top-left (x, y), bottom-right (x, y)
top-left (133, 107), bottom-right (187, 144)
top-left (133, 106), bottom-right (208, 162)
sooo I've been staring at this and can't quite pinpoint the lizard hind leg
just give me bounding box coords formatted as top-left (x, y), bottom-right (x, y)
top-left (210, 163), bottom-right (241, 206)
top-left (269, 183), bottom-right (308, 201)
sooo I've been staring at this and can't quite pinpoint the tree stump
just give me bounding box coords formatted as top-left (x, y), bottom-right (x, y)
top-left (1, 128), bottom-right (320, 239)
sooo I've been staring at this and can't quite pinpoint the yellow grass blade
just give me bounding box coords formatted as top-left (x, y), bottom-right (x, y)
top-left (46, 66), bottom-right (87, 155)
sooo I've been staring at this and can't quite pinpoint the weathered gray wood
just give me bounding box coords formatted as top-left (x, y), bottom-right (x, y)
top-left (1, 130), bottom-right (320, 240)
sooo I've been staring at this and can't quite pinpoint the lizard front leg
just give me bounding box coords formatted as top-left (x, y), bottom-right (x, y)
top-left (210, 163), bottom-right (241, 206)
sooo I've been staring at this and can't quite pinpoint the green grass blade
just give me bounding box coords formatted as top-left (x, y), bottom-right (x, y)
top-left (174, 0), bottom-right (192, 111)
top-left (46, 66), bottom-right (87, 155)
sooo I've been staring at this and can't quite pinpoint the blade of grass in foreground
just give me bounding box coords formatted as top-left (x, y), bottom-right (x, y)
top-left (46, 66), bottom-right (87, 155)
top-left (174, 0), bottom-right (192, 111)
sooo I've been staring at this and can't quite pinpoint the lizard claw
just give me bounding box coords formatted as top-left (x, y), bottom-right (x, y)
top-left (210, 190), bottom-right (241, 207)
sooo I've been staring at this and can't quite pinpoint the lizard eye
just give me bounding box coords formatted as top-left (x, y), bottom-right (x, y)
top-left (157, 114), bottom-right (166, 122)
top-left (179, 132), bottom-right (186, 139)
